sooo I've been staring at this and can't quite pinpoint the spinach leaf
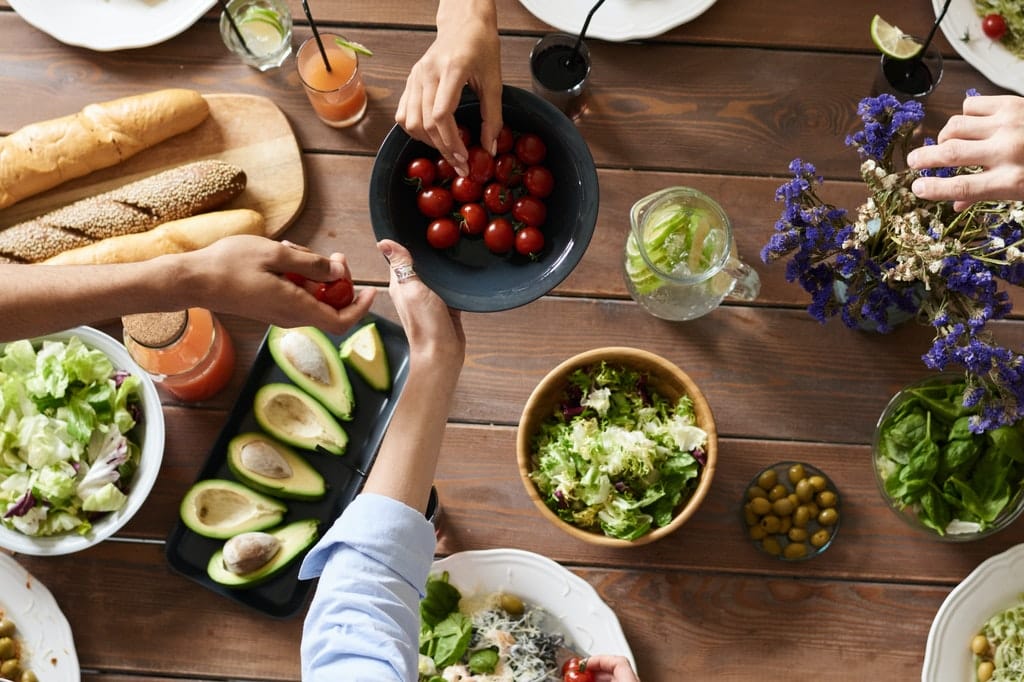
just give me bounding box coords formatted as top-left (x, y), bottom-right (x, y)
top-left (988, 425), bottom-right (1024, 464)
top-left (468, 647), bottom-right (500, 674)
top-left (421, 572), bottom-right (461, 628)
top-left (918, 485), bottom-right (952, 533)
top-left (432, 612), bottom-right (473, 668)
top-left (939, 438), bottom-right (981, 479)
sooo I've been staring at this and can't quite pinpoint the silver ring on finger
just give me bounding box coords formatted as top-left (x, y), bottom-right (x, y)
top-left (393, 263), bottom-right (417, 283)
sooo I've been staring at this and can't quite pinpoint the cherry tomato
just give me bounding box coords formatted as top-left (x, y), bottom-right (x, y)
top-left (457, 124), bottom-right (473, 148)
top-left (515, 225), bottom-right (545, 256)
top-left (451, 176), bottom-right (483, 203)
top-left (512, 195), bottom-right (547, 227)
top-left (417, 187), bottom-right (454, 218)
top-left (458, 203), bottom-right (488, 235)
top-left (484, 217), bottom-right (515, 254)
top-left (283, 272), bottom-right (307, 286)
top-left (426, 217), bottom-right (460, 249)
top-left (314, 278), bottom-right (355, 309)
top-left (515, 133), bottom-right (547, 165)
top-left (435, 157), bottom-right (457, 184)
top-left (467, 146), bottom-right (495, 184)
top-left (562, 658), bottom-right (594, 682)
top-left (523, 165), bottom-right (554, 198)
top-left (494, 153), bottom-right (524, 187)
top-left (982, 13), bottom-right (1008, 40)
top-left (483, 182), bottom-right (515, 214)
top-left (404, 157), bottom-right (436, 188)
top-left (495, 125), bottom-right (514, 154)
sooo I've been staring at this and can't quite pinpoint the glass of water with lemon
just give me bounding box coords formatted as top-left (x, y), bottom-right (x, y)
top-left (219, 0), bottom-right (292, 71)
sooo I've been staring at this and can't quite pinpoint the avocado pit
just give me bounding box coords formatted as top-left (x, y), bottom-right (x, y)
top-left (223, 531), bottom-right (282, 575)
top-left (278, 329), bottom-right (332, 385)
top-left (240, 440), bottom-right (293, 479)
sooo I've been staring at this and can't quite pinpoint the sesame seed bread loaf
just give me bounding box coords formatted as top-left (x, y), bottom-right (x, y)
top-left (43, 208), bottom-right (265, 265)
top-left (0, 159), bottom-right (246, 263)
top-left (0, 89), bottom-right (210, 210)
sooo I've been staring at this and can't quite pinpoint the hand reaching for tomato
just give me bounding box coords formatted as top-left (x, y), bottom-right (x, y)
top-left (563, 656), bottom-right (640, 682)
top-left (282, 272), bottom-right (356, 310)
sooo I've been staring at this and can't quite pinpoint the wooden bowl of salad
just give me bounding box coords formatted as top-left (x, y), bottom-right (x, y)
top-left (516, 347), bottom-right (717, 547)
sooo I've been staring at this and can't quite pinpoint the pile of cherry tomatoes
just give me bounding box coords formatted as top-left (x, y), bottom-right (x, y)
top-left (405, 124), bottom-right (554, 258)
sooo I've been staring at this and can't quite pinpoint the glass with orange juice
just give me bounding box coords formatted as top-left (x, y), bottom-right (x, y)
top-left (297, 34), bottom-right (368, 128)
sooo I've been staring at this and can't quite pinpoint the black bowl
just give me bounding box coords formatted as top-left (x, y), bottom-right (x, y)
top-left (369, 85), bottom-right (599, 312)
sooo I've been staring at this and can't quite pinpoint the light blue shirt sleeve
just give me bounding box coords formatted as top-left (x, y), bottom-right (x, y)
top-left (299, 493), bottom-right (436, 682)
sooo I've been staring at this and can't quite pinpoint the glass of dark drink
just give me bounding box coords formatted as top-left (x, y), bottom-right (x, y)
top-left (530, 33), bottom-right (591, 119)
top-left (876, 35), bottom-right (943, 100)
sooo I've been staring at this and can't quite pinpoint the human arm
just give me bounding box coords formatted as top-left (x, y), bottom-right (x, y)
top-left (0, 235), bottom-right (374, 341)
top-left (907, 95), bottom-right (1024, 211)
top-left (582, 655), bottom-right (641, 682)
top-left (299, 239), bottom-right (465, 681)
top-left (396, 0), bottom-right (502, 176)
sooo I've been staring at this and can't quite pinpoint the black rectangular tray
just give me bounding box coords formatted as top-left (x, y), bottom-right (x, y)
top-left (165, 314), bottom-right (409, 618)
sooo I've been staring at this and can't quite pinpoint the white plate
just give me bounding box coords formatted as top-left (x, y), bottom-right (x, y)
top-left (431, 548), bottom-right (635, 668)
top-left (922, 543), bottom-right (1024, 681)
top-left (517, 0), bottom-right (717, 42)
top-left (8, 0), bottom-right (216, 51)
top-left (0, 326), bottom-right (165, 556)
top-left (0, 553), bottom-right (80, 682)
top-left (933, 0), bottom-right (1024, 95)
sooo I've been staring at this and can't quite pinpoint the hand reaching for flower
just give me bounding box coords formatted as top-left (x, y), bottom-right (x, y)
top-left (908, 95), bottom-right (1024, 211)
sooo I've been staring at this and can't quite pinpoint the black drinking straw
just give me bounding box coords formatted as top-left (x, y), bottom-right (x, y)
top-left (218, 0), bottom-right (254, 56)
top-left (570, 0), bottom-right (607, 64)
top-left (301, 0), bottom-right (332, 73)
top-left (919, 0), bottom-right (954, 59)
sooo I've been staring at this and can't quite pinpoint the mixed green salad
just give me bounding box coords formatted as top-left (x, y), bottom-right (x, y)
top-left (529, 361), bottom-right (706, 541)
top-left (875, 379), bottom-right (1024, 536)
top-left (418, 572), bottom-right (564, 682)
top-left (0, 336), bottom-right (143, 536)
top-left (973, 598), bottom-right (1024, 681)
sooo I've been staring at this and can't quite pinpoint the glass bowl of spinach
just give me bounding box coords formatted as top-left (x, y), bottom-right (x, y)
top-left (873, 374), bottom-right (1024, 541)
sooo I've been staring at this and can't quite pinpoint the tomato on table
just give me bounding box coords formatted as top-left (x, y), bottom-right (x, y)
top-left (458, 203), bottom-right (488, 235)
top-left (426, 217), bottom-right (460, 249)
top-left (404, 157), bottom-right (436, 188)
top-left (484, 217), bottom-right (515, 254)
top-left (515, 133), bottom-right (547, 165)
top-left (484, 182), bottom-right (515, 214)
top-left (417, 187), bottom-right (454, 218)
top-left (515, 225), bottom-right (545, 256)
top-left (451, 176), bottom-right (483, 203)
top-left (523, 165), bottom-right (554, 198)
top-left (512, 195), bottom-right (547, 227)
top-left (467, 146), bottom-right (495, 184)
top-left (982, 13), bottom-right (1007, 40)
top-left (314, 278), bottom-right (355, 309)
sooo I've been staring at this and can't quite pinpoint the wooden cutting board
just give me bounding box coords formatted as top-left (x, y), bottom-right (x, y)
top-left (0, 93), bottom-right (305, 239)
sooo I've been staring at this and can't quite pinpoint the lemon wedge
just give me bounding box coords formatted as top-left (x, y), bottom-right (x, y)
top-left (870, 15), bottom-right (922, 59)
top-left (333, 37), bottom-right (373, 57)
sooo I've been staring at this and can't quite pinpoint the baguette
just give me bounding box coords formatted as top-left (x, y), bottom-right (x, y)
top-left (0, 160), bottom-right (246, 263)
top-left (0, 89), bottom-right (210, 210)
top-left (43, 209), bottom-right (265, 265)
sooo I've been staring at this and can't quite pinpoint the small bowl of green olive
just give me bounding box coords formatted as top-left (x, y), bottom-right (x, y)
top-left (741, 461), bottom-right (840, 561)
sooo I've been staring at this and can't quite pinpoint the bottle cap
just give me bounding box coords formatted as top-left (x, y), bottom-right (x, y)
top-left (122, 311), bottom-right (189, 349)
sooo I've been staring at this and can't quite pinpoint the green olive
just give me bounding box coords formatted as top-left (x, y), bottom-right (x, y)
top-left (499, 593), bottom-right (525, 616)
top-left (804, 502), bottom-right (820, 518)
top-left (747, 486), bottom-right (768, 501)
top-left (783, 542), bottom-right (808, 560)
top-left (768, 484), bottom-right (788, 502)
top-left (792, 506), bottom-right (811, 528)
top-left (749, 525), bottom-right (767, 540)
top-left (795, 479), bottom-right (815, 503)
top-left (0, 658), bottom-right (20, 680)
top-left (810, 529), bottom-right (831, 548)
top-left (788, 527), bottom-right (809, 542)
top-left (0, 637), bottom-right (14, 659)
top-left (761, 537), bottom-right (782, 555)
top-left (809, 475), bottom-right (827, 492)
top-left (977, 661), bottom-right (995, 682)
top-left (743, 504), bottom-right (759, 526)
top-left (816, 491), bottom-right (838, 508)
top-left (818, 508), bottom-right (839, 527)
top-left (749, 497), bottom-right (772, 516)
top-left (0, 619), bottom-right (13, 638)
top-left (787, 493), bottom-right (800, 509)
top-left (759, 515), bottom-right (781, 534)
top-left (20, 671), bottom-right (38, 682)
top-left (757, 469), bottom-right (778, 491)
top-left (772, 498), bottom-right (795, 517)
top-left (971, 635), bottom-right (990, 655)
top-left (788, 463), bottom-right (806, 485)
top-left (778, 516), bottom-right (792, 534)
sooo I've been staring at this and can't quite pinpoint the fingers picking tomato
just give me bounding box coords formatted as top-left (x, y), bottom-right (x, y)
top-left (283, 272), bottom-right (307, 286)
top-left (451, 176), bottom-right (484, 203)
top-left (458, 203), bottom-right (488, 236)
top-left (523, 165), bottom-right (554, 198)
top-left (495, 125), bottom-right (515, 154)
top-left (484, 217), bottom-right (515, 254)
top-left (982, 13), bottom-right (1007, 40)
top-left (426, 217), bottom-right (460, 249)
top-left (404, 157), bottom-right (436, 189)
top-left (484, 182), bottom-right (515, 214)
top-left (417, 187), bottom-right (454, 218)
top-left (512, 195), bottom-right (547, 227)
top-left (467, 146), bottom-right (495, 184)
top-left (314, 278), bottom-right (355, 309)
top-left (435, 157), bottom-right (457, 184)
top-left (515, 225), bottom-right (545, 256)
top-left (515, 133), bottom-right (547, 166)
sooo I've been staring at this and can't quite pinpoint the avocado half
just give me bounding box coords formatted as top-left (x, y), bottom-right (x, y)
top-left (268, 326), bottom-right (354, 420)
top-left (253, 383), bottom-right (349, 455)
top-left (227, 432), bottom-right (327, 501)
top-left (206, 518), bottom-right (320, 588)
top-left (339, 322), bottom-right (391, 392)
top-left (179, 479), bottom-right (287, 539)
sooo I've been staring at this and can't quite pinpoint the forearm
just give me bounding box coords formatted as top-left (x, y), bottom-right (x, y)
top-left (361, 350), bottom-right (461, 514)
top-left (437, 0), bottom-right (496, 33)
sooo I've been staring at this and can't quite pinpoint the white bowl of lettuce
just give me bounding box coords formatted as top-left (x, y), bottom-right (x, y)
top-left (0, 326), bottom-right (164, 555)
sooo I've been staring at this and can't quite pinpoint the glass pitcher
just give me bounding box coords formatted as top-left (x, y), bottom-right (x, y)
top-left (623, 187), bottom-right (760, 321)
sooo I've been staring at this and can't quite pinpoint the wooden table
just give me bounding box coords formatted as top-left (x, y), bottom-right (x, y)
top-left (0, 1), bottom-right (1021, 680)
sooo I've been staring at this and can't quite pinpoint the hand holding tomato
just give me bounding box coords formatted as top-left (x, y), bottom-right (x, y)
top-left (563, 656), bottom-right (640, 682)
top-left (314, 278), bottom-right (355, 310)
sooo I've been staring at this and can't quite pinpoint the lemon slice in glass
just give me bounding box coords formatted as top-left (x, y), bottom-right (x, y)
top-left (870, 15), bottom-right (922, 59)
top-left (333, 37), bottom-right (373, 57)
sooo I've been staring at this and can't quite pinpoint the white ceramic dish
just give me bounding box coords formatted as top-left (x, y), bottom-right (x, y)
top-left (0, 326), bottom-right (165, 556)
top-left (933, 0), bottom-right (1024, 95)
top-left (922, 543), bottom-right (1024, 681)
top-left (517, 0), bottom-right (717, 42)
top-left (9, 0), bottom-right (215, 51)
top-left (431, 548), bottom-right (635, 667)
top-left (0, 553), bottom-right (80, 682)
